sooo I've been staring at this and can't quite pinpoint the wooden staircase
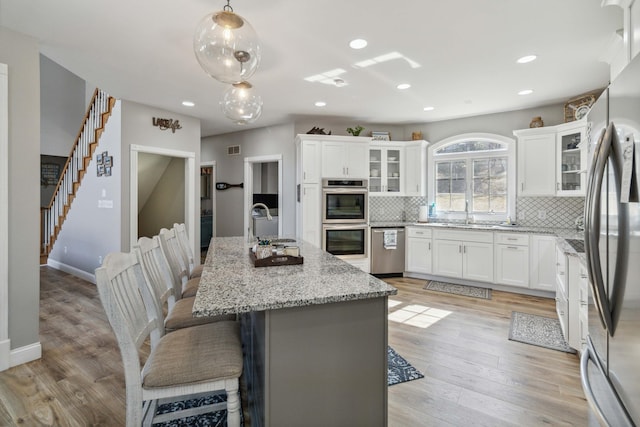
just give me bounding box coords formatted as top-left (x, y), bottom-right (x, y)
top-left (40, 89), bottom-right (116, 264)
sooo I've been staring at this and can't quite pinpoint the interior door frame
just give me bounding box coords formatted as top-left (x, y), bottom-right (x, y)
top-left (0, 63), bottom-right (9, 371)
top-left (200, 160), bottom-right (217, 238)
top-left (130, 144), bottom-right (196, 251)
top-left (243, 154), bottom-right (283, 240)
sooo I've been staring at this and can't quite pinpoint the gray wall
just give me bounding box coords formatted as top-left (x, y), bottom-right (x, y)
top-left (404, 104), bottom-right (565, 143)
top-left (49, 100), bottom-right (201, 277)
top-left (201, 123), bottom-right (295, 237)
top-left (120, 101), bottom-right (201, 251)
top-left (207, 105), bottom-right (566, 239)
top-left (0, 28), bottom-right (41, 350)
top-left (49, 101), bottom-right (123, 275)
top-left (40, 55), bottom-right (86, 156)
top-left (138, 157), bottom-right (185, 238)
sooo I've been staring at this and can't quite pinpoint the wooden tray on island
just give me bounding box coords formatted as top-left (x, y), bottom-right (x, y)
top-left (249, 250), bottom-right (304, 268)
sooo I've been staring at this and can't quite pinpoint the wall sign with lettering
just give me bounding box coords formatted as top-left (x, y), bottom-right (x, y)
top-left (152, 117), bottom-right (182, 133)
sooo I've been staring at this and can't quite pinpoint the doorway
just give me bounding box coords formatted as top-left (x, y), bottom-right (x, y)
top-left (200, 161), bottom-right (216, 253)
top-left (243, 154), bottom-right (282, 240)
top-left (129, 145), bottom-right (196, 250)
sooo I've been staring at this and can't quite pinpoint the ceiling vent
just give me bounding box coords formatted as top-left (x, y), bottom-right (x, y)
top-left (227, 145), bottom-right (241, 156)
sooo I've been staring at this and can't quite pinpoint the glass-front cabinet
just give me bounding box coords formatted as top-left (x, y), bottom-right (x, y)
top-left (556, 122), bottom-right (587, 197)
top-left (369, 145), bottom-right (402, 194)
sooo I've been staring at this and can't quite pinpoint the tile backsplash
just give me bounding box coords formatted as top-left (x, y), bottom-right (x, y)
top-left (516, 196), bottom-right (584, 228)
top-left (370, 195), bottom-right (584, 229)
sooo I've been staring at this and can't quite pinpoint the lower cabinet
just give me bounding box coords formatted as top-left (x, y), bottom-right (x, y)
top-left (405, 227), bottom-right (432, 274)
top-left (529, 235), bottom-right (557, 291)
top-left (494, 233), bottom-right (529, 287)
top-left (432, 229), bottom-right (494, 283)
top-left (404, 228), bottom-right (564, 298)
top-left (568, 255), bottom-right (589, 351)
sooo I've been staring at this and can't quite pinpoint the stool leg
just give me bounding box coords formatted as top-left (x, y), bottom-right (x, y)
top-left (226, 379), bottom-right (241, 427)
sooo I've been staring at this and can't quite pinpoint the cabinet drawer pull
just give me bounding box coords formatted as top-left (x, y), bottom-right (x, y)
top-left (507, 237), bottom-right (518, 241)
top-left (429, 242), bottom-right (431, 250)
top-left (507, 246), bottom-right (519, 250)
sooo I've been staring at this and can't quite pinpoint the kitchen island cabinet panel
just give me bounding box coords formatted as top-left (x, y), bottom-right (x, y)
top-left (194, 237), bottom-right (395, 427)
top-left (242, 297), bottom-right (388, 427)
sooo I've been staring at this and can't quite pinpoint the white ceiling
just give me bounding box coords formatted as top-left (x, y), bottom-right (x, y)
top-left (0, 0), bottom-right (623, 137)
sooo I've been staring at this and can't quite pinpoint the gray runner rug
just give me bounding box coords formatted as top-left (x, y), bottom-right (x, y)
top-left (423, 280), bottom-right (492, 300)
top-left (508, 311), bottom-right (576, 353)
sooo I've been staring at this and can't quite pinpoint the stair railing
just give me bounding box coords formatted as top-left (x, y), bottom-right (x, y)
top-left (40, 88), bottom-right (115, 258)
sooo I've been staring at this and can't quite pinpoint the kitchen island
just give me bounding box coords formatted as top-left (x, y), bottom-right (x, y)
top-left (192, 237), bottom-right (397, 427)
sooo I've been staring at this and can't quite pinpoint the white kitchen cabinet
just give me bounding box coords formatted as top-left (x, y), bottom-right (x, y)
top-left (433, 229), bottom-right (494, 283)
top-left (567, 255), bottom-right (589, 351)
top-left (369, 140), bottom-right (427, 196)
top-left (322, 140), bottom-right (368, 179)
top-left (299, 184), bottom-right (320, 247)
top-left (529, 235), bottom-right (556, 292)
top-left (299, 139), bottom-right (320, 183)
top-left (369, 144), bottom-right (403, 194)
top-left (405, 227), bottom-right (432, 274)
top-left (555, 121), bottom-right (588, 197)
top-left (513, 119), bottom-right (588, 197)
top-left (494, 233), bottom-right (529, 287)
top-left (513, 128), bottom-right (556, 196)
top-left (555, 244), bottom-right (569, 342)
top-left (403, 141), bottom-right (427, 197)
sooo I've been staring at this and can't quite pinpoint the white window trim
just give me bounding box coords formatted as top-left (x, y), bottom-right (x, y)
top-left (427, 133), bottom-right (516, 223)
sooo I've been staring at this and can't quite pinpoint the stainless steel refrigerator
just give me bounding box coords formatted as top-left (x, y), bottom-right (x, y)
top-left (582, 54), bottom-right (640, 427)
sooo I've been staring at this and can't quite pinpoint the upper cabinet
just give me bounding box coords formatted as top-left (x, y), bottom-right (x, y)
top-left (369, 143), bottom-right (403, 194)
top-left (369, 140), bottom-right (427, 196)
top-left (513, 119), bottom-right (588, 198)
top-left (321, 140), bottom-right (368, 179)
top-left (404, 141), bottom-right (427, 197)
top-left (299, 139), bottom-right (321, 184)
top-left (555, 122), bottom-right (587, 196)
top-left (513, 129), bottom-right (556, 196)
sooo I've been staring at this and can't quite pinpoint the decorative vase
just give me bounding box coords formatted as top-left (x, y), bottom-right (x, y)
top-left (529, 116), bottom-right (544, 128)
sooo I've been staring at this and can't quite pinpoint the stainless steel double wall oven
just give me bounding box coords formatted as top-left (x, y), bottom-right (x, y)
top-left (321, 179), bottom-right (368, 259)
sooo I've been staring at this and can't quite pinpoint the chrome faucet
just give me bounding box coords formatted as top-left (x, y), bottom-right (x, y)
top-left (248, 203), bottom-right (273, 242)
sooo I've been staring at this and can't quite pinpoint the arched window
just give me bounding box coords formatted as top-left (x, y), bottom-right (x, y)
top-left (428, 133), bottom-right (516, 221)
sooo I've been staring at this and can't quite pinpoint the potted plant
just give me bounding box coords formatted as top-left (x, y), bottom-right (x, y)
top-left (346, 125), bottom-right (364, 136)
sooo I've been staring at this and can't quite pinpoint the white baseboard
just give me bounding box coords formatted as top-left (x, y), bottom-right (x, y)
top-left (0, 338), bottom-right (10, 371)
top-left (10, 341), bottom-right (41, 367)
top-left (47, 258), bottom-right (96, 284)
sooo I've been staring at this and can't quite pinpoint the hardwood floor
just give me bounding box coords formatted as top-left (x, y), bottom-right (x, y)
top-left (386, 276), bottom-right (589, 427)
top-left (0, 268), bottom-right (589, 426)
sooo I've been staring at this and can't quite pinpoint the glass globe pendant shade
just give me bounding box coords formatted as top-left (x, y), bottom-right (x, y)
top-left (193, 10), bottom-right (261, 84)
top-left (221, 81), bottom-right (263, 125)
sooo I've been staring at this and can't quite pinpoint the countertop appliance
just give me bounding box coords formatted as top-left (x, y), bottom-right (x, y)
top-left (370, 227), bottom-right (405, 275)
top-left (581, 54), bottom-right (640, 427)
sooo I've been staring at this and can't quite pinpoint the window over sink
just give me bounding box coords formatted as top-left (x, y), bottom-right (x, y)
top-left (428, 133), bottom-right (516, 223)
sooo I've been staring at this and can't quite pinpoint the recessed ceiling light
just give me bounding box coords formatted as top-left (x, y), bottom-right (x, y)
top-left (518, 89), bottom-right (534, 95)
top-left (182, 101), bottom-right (195, 107)
top-left (315, 101), bottom-right (326, 107)
top-left (517, 55), bottom-right (537, 64)
top-left (349, 38), bottom-right (368, 49)
top-left (423, 106), bottom-right (434, 111)
top-left (333, 78), bottom-right (347, 87)
top-left (397, 83), bottom-right (411, 90)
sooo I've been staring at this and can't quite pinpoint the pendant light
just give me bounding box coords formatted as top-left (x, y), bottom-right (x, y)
top-left (193, 0), bottom-right (261, 84)
top-left (220, 81), bottom-right (263, 125)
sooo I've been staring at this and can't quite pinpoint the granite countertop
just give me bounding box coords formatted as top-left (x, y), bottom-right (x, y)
top-left (192, 236), bottom-right (397, 317)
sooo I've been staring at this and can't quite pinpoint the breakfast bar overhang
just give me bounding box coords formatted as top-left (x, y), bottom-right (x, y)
top-left (192, 237), bottom-right (397, 427)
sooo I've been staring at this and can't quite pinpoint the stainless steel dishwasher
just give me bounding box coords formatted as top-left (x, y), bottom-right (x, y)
top-left (370, 227), bottom-right (405, 275)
